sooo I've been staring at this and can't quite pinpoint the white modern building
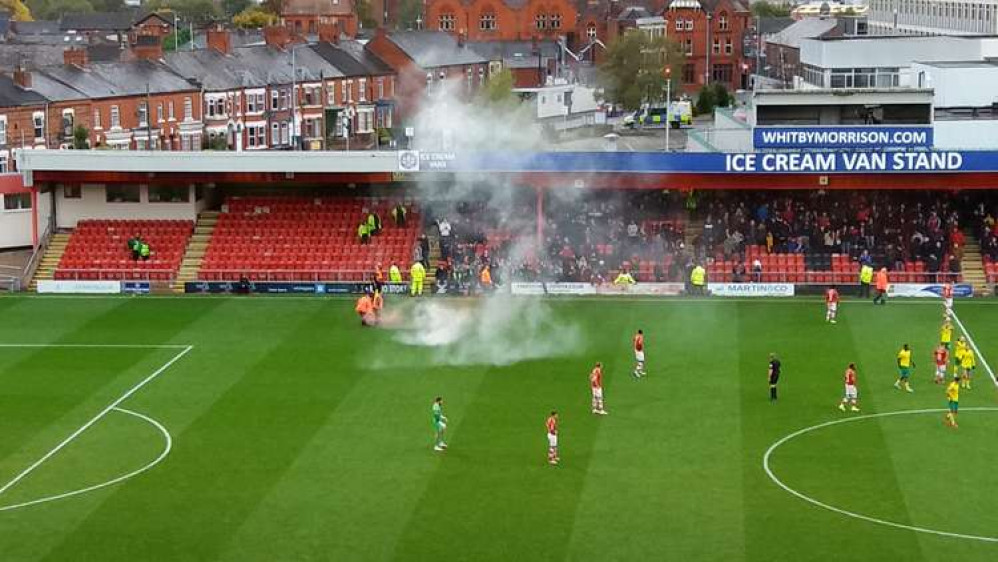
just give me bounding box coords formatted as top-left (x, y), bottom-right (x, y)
top-left (799, 35), bottom-right (998, 88)
top-left (868, 0), bottom-right (998, 35)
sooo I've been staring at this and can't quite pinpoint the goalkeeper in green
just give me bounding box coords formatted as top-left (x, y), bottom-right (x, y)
top-left (432, 397), bottom-right (448, 452)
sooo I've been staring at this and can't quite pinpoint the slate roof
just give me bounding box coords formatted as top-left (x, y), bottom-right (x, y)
top-left (309, 40), bottom-right (393, 77)
top-left (163, 48), bottom-right (269, 91)
top-left (228, 44), bottom-right (345, 85)
top-left (40, 59), bottom-right (196, 98)
top-left (466, 40), bottom-right (558, 69)
top-left (386, 31), bottom-right (489, 68)
top-left (767, 17), bottom-right (840, 49)
top-left (0, 73), bottom-right (49, 106)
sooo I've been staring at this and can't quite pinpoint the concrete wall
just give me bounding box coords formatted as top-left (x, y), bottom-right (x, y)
top-left (0, 190), bottom-right (51, 249)
top-left (54, 184), bottom-right (199, 229)
top-left (911, 62), bottom-right (998, 108)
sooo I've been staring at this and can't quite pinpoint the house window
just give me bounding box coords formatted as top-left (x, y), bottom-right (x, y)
top-left (280, 122), bottom-right (289, 144)
top-left (111, 105), bottom-right (120, 128)
top-left (340, 80), bottom-right (348, 104)
top-left (712, 38), bottom-right (720, 54)
top-left (359, 78), bottom-right (367, 102)
top-left (479, 67), bottom-right (485, 87)
top-left (675, 18), bottom-right (683, 30)
top-left (32, 112), bottom-right (44, 140)
top-left (64, 184), bottom-right (82, 198)
top-left (184, 97), bottom-right (192, 120)
top-left (3, 192), bottom-right (31, 210)
top-left (587, 23), bottom-right (597, 40)
top-left (156, 103), bottom-right (163, 122)
top-left (535, 14), bottom-right (547, 29)
top-left (346, 80), bottom-right (353, 103)
top-left (480, 12), bottom-right (496, 31)
top-left (139, 102), bottom-right (149, 127)
top-left (719, 13), bottom-right (729, 31)
top-left (105, 185), bottom-right (140, 203)
top-left (685, 19), bottom-right (693, 30)
top-left (711, 63), bottom-right (733, 84)
top-left (377, 78), bottom-right (385, 99)
top-left (149, 185), bottom-right (190, 202)
top-left (61, 109), bottom-right (74, 139)
top-left (682, 63), bottom-right (696, 84)
top-left (271, 122), bottom-right (280, 144)
top-left (550, 13), bottom-right (561, 29)
top-left (439, 13), bottom-right (455, 30)
top-left (725, 38), bottom-right (733, 55)
top-left (93, 109), bottom-right (101, 129)
top-left (271, 90), bottom-right (279, 110)
top-left (168, 101), bottom-right (175, 121)
top-left (0, 116), bottom-right (7, 146)
top-left (0, 154), bottom-right (7, 173)
top-left (247, 124), bottom-right (266, 148)
top-left (684, 38), bottom-right (693, 55)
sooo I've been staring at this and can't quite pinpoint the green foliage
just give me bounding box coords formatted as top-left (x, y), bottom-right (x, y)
top-left (162, 27), bottom-right (192, 51)
top-left (396, 0), bottom-right (421, 30)
top-left (222, 0), bottom-right (249, 17)
top-left (598, 29), bottom-right (685, 111)
top-left (28, 0), bottom-right (95, 20)
top-left (479, 68), bottom-right (516, 108)
top-left (1, 0), bottom-right (33, 20)
top-left (203, 135), bottom-right (228, 150)
top-left (355, 0), bottom-right (377, 29)
top-left (712, 83), bottom-right (731, 108)
top-left (144, 0), bottom-right (219, 24)
top-left (751, 0), bottom-right (791, 17)
top-left (695, 84), bottom-right (716, 115)
top-left (72, 125), bottom-right (89, 149)
top-left (233, 6), bottom-right (277, 29)
top-left (90, 0), bottom-right (123, 10)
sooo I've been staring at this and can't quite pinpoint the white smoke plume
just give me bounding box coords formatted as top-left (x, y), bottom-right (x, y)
top-left (392, 295), bottom-right (584, 367)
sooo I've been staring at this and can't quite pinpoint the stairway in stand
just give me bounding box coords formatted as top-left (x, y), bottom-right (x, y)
top-left (683, 217), bottom-right (703, 250)
top-left (960, 230), bottom-right (990, 297)
top-left (28, 233), bottom-right (70, 292)
top-left (171, 211), bottom-right (219, 293)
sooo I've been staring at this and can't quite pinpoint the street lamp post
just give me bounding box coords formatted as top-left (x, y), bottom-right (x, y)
top-left (705, 11), bottom-right (713, 87)
top-left (664, 66), bottom-right (671, 151)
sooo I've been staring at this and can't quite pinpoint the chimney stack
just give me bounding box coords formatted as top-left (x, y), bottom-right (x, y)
top-left (207, 24), bottom-right (233, 55)
top-left (263, 25), bottom-right (293, 50)
top-left (12, 66), bottom-right (31, 90)
top-left (132, 35), bottom-right (164, 61)
top-left (64, 47), bottom-right (88, 68)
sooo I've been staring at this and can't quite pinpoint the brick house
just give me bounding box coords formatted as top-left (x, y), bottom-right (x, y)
top-left (0, 70), bottom-right (51, 170)
top-left (366, 30), bottom-right (489, 118)
top-left (309, 31), bottom-right (398, 149)
top-left (280, 0), bottom-right (359, 38)
top-left (425, 0), bottom-right (579, 42)
top-left (665, 0), bottom-right (751, 95)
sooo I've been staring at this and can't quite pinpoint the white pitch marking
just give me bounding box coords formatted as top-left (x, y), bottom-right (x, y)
top-left (0, 407), bottom-right (172, 512)
top-left (950, 309), bottom-right (998, 388)
top-left (763, 407), bottom-right (998, 543)
top-left (0, 343), bottom-right (191, 349)
top-left (0, 345), bottom-right (192, 498)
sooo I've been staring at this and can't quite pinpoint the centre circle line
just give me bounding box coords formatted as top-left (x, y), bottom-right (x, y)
top-left (763, 407), bottom-right (998, 543)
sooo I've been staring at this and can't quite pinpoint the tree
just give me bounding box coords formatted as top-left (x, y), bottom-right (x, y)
top-left (694, 85), bottom-right (716, 115)
top-left (72, 126), bottom-right (90, 149)
top-left (751, 0), bottom-right (791, 17)
top-left (711, 83), bottom-right (731, 108)
top-left (598, 29), bottom-right (685, 111)
top-left (163, 26), bottom-right (192, 51)
top-left (396, 0), bottom-right (421, 30)
top-left (223, 0), bottom-right (249, 17)
top-left (90, 0), bottom-right (122, 11)
top-left (144, 0), bottom-right (220, 24)
top-left (479, 68), bottom-right (516, 108)
top-left (1, 0), bottom-right (34, 20)
top-left (233, 6), bottom-right (277, 29)
top-left (354, 0), bottom-right (376, 29)
top-left (30, 0), bottom-right (94, 20)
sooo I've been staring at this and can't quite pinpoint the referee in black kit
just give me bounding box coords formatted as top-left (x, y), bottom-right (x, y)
top-left (768, 353), bottom-right (781, 402)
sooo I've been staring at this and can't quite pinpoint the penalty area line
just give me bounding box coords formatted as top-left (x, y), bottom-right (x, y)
top-left (0, 345), bottom-right (192, 499)
top-left (950, 309), bottom-right (998, 388)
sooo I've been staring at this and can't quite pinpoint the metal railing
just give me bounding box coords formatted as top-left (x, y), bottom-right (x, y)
top-left (55, 269), bottom-right (176, 281)
top-left (701, 270), bottom-right (965, 285)
top-left (198, 269), bottom-right (410, 283)
top-left (0, 265), bottom-right (20, 292)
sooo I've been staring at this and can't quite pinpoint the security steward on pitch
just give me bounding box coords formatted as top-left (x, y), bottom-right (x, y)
top-left (768, 353), bottom-right (782, 402)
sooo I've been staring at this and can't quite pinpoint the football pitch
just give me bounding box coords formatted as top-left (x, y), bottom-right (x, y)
top-left (0, 294), bottom-right (997, 561)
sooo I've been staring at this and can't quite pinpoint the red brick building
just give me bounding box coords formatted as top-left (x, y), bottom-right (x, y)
top-left (665, 0), bottom-right (751, 95)
top-left (281, 0), bottom-right (359, 38)
top-left (366, 30), bottom-right (489, 118)
top-left (425, 0), bottom-right (579, 42)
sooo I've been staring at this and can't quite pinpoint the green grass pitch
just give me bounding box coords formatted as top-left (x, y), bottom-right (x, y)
top-left (0, 294), bottom-right (997, 561)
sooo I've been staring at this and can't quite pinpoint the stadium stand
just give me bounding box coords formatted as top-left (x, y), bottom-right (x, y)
top-left (55, 220), bottom-right (194, 281)
top-left (200, 196), bottom-right (420, 281)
